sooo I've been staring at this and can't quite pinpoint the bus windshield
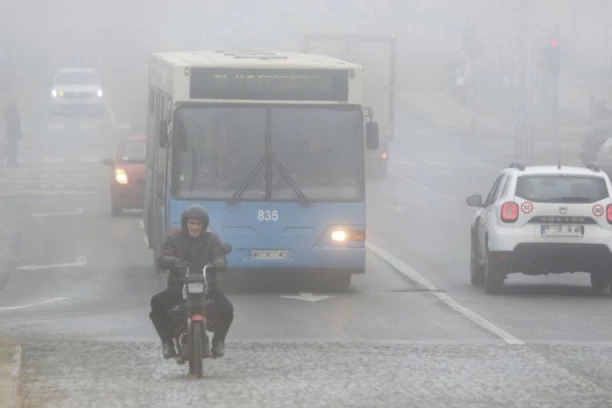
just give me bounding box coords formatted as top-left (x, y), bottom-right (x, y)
top-left (171, 105), bottom-right (364, 202)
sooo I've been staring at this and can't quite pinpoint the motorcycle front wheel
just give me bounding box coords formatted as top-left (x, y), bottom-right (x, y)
top-left (189, 321), bottom-right (204, 378)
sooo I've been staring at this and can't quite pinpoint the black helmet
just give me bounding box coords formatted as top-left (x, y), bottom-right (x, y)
top-left (181, 205), bottom-right (209, 233)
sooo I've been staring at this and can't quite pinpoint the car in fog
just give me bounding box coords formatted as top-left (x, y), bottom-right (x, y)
top-left (103, 134), bottom-right (146, 216)
top-left (467, 162), bottom-right (612, 295)
top-left (50, 67), bottom-right (107, 118)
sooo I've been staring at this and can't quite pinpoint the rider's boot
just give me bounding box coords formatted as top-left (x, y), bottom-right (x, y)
top-left (163, 341), bottom-right (177, 359)
top-left (150, 312), bottom-right (177, 359)
top-left (211, 337), bottom-right (225, 358)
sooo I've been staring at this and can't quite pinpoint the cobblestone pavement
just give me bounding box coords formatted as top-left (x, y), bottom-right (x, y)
top-left (16, 338), bottom-right (612, 408)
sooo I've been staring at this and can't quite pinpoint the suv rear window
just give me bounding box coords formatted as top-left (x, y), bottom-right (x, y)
top-left (515, 174), bottom-right (609, 203)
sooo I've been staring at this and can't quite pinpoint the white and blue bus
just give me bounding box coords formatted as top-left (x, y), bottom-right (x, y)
top-left (143, 50), bottom-right (380, 288)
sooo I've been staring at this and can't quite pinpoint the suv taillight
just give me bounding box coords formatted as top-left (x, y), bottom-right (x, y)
top-left (607, 204), bottom-right (612, 224)
top-left (501, 202), bottom-right (519, 223)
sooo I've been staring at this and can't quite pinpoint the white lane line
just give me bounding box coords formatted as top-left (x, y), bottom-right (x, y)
top-left (139, 219), bottom-right (144, 229)
top-left (389, 169), bottom-right (430, 190)
top-left (31, 208), bottom-right (83, 217)
top-left (144, 235), bottom-right (149, 248)
top-left (16, 256), bottom-right (87, 271)
top-left (389, 169), bottom-right (462, 202)
top-left (41, 157), bottom-right (64, 163)
top-left (366, 241), bottom-right (524, 345)
top-left (0, 297), bottom-right (68, 312)
top-left (440, 194), bottom-right (460, 202)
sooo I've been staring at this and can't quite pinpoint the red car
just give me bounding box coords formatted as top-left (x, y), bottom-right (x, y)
top-left (103, 134), bottom-right (146, 216)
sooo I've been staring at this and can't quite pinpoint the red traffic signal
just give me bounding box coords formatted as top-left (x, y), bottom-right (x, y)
top-left (550, 37), bottom-right (559, 48)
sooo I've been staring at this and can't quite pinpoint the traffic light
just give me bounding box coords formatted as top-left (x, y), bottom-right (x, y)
top-left (539, 36), bottom-right (560, 74)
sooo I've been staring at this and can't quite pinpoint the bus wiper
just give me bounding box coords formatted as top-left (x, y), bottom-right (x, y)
top-left (270, 154), bottom-right (311, 207)
top-left (227, 153), bottom-right (268, 206)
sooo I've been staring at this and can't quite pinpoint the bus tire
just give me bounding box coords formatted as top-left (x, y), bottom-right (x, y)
top-left (327, 273), bottom-right (351, 291)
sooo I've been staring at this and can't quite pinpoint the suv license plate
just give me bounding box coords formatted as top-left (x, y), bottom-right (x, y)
top-left (251, 250), bottom-right (289, 260)
top-left (540, 224), bottom-right (584, 237)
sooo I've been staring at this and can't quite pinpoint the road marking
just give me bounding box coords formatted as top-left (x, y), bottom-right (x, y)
top-left (78, 157), bottom-right (100, 163)
top-left (382, 204), bottom-right (410, 213)
top-left (389, 169), bottom-right (462, 202)
top-left (31, 208), bottom-right (83, 217)
top-left (144, 235), bottom-right (149, 248)
top-left (441, 194), bottom-right (460, 202)
top-left (41, 157), bottom-right (64, 163)
top-left (139, 219), bottom-right (145, 229)
top-left (389, 170), bottom-right (430, 190)
top-left (280, 293), bottom-right (332, 302)
top-left (366, 241), bottom-right (524, 345)
top-left (0, 297), bottom-right (68, 312)
top-left (16, 256), bottom-right (87, 271)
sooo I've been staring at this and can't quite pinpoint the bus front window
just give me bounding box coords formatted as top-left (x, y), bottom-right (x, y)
top-left (270, 106), bottom-right (364, 202)
top-left (171, 105), bottom-right (364, 202)
top-left (171, 106), bottom-right (266, 200)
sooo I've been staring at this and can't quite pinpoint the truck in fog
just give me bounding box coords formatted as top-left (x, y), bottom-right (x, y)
top-left (143, 49), bottom-right (380, 289)
top-left (301, 33), bottom-right (397, 178)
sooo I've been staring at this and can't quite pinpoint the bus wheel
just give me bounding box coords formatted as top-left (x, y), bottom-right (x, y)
top-left (326, 273), bottom-right (351, 291)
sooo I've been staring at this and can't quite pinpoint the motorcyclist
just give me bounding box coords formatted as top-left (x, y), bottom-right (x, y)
top-left (149, 205), bottom-right (234, 359)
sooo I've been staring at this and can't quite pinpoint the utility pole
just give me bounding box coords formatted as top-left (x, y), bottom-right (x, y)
top-left (550, 27), bottom-right (561, 152)
top-left (514, 0), bottom-right (530, 160)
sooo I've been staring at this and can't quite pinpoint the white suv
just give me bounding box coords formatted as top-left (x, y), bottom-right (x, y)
top-left (50, 67), bottom-right (106, 118)
top-left (467, 162), bottom-right (612, 294)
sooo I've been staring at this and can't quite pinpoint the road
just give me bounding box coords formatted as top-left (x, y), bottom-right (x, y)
top-left (1, 113), bottom-right (612, 407)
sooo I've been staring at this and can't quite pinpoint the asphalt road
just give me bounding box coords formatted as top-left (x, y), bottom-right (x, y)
top-left (1, 114), bottom-right (612, 407)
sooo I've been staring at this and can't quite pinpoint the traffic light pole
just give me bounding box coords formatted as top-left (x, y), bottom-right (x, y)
top-left (551, 69), bottom-right (560, 152)
top-left (551, 25), bottom-right (561, 154)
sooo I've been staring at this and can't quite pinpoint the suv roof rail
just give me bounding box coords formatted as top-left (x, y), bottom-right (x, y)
top-left (508, 161), bottom-right (526, 171)
top-left (586, 163), bottom-right (601, 172)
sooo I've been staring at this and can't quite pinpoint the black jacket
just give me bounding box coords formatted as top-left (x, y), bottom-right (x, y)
top-left (158, 230), bottom-right (226, 289)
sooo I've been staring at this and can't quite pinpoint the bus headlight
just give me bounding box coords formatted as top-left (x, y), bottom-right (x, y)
top-left (331, 230), bottom-right (347, 241)
top-left (331, 229), bottom-right (365, 242)
top-left (115, 168), bottom-right (128, 184)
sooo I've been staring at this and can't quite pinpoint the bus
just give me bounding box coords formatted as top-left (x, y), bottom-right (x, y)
top-left (143, 50), bottom-right (379, 289)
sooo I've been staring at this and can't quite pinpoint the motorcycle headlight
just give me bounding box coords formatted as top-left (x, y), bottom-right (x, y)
top-left (186, 282), bottom-right (205, 294)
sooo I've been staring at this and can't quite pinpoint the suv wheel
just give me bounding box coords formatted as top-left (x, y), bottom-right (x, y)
top-left (470, 236), bottom-right (484, 286)
top-left (484, 248), bottom-right (505, 294)
top-left (590, 273), bottom-right (611, 295)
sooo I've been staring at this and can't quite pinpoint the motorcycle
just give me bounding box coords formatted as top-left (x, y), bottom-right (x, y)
top-left (168, 242), bottom-right (232, 378)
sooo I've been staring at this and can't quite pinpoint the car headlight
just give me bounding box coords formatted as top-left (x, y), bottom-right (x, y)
top-left (115, 168), bottom-right (128, 184)
top-left (51, 89), bottom-right (57, 98)
top-left (186, 282), bottom-right (205, 294)
top-left (97, 89), bottom-right (103, 97)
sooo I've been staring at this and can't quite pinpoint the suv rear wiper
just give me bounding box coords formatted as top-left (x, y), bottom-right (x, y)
top-left (270, 154), bottom-right (311, 207)
top-left (559, 196), bottom-right (593, 203)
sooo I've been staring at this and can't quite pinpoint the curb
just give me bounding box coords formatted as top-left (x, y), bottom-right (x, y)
top-left (0, 338), bottom-right (23, 408)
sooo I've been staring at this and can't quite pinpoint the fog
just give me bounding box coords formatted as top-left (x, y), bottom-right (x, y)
top-left (0, 0), bottom-right (611, 152)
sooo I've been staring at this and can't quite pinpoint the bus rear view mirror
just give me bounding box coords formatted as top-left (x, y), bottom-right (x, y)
top-left (159, 119), bottom-right (169, 148)
top-left (366, 121), bottom-right (379, 150)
